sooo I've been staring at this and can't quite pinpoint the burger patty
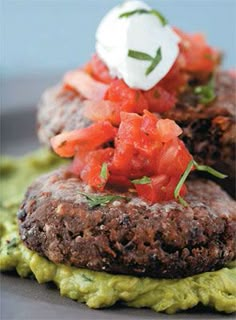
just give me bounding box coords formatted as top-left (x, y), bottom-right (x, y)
top-left (164, 71), bottom-right (236, 197)
top-left (37, 88), bottom-right (91, 146)
top-left (37, 71), bottom-right (236, 196)
top-left (18, 167), bottom-right (236, 279)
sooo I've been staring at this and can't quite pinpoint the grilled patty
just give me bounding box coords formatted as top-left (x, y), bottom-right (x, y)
top-left (164, 71), bottom-right (236, 197)
top-left (37, 71), bottom-right (236, 196)
top-left (18, 167), bottom-right (236, 279)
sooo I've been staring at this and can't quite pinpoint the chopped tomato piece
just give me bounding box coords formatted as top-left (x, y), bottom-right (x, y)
top-left (51, 121), bottom-right (117, 158)
top-left (159, 56), bottom-right (189, 93)
top-left (64, 70), bottom-right (108, 100)
top-left (80, 148), bottom-right (114, 191)
top-left (135, 175), bottom-right (187, 204)
top-left (105, 79), bottom-right (148, 114)
top-left (69, 151), bottom-right (86, 176)
top-left (143, 85), bottom-right (176, 113)
top-left (175, 28), bottom-right (220, 73)
top-left (108, 174), bottom-right (132, 189)
top-left (156, 119), bottom-right (182, 142)
top-left (156, 138), bottom-right (192, 177)
top-left (110, 112), bottom-right (161, 178)
top-left (88, 54), bottom-right (113, 84)
top-left (83, 100), bottom-right (121, 126)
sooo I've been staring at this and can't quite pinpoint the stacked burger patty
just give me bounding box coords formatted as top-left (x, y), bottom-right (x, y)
top-left (37, 71), bottom-right (236, 196)
top-left (19, 169), bottom-right (235, 279)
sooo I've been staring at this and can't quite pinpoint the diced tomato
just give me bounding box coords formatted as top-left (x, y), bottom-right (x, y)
top-left (108, 174), bottom-right (132, 189)
top-left (110, 113), bottom-right (141, 176)
top-left (156, 138), bottom-right (192, 177)
top-left (51, 121), bottom-right (117, 158)
top-left (80, 148), bottom-right (114, 190)
top-left (141, 110), bottom-right (159, 133)
top-left (64, 70), bottom-right (108, 100)
top-left (175, 28), bottom-right (220, 73)
top-left (135, 174), bottom-right (187, 204)
top-left (88, 54), bottom-right (113, 84)
top-left (83, 100), bottom-right (121, 126)
top-left (69, 150), bottom-right (87, 176)
top-left (156, 119), bottom-right (182, 142)
top-left (143, 85), bottom-right (176, 113)
top-left (110, 112), bottom-right (161, 178)
top-left (159, 56), bottom-right (189, 93)
top-left (105, 79), bottom-right (148, 114)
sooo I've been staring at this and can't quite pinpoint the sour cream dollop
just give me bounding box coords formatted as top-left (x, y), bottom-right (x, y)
top-left (96, 0), bottom-right (180, 90)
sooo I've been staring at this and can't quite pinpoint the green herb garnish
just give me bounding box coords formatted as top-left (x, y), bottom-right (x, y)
top-left (174, 159), bottom-right (227, 207)
top-left (119, 8), bottom-right (168, 26)
top-left (174, 160), bottom-right (194, 207)
top-left (81, 274), bottom-right (93, 282)
top-left (149, 9), bottom-right (168, 26)
top-left (4, 238), bottom-right (19, 255)
top-left (145, 48), bottom-right (162, 76)
top-left (194, 76), bottom-right (216, 104)
top-left (192, 160), bottom-right (227, 179)
top-left (79, 192), bottom-right (128, 209)
top-left (128, 47), bottom-right (162, 76)
top-left (100, 163), bottom-right (108, 180)
top-left (131, 176), bottom-right (151, 185)
top-left (128, 50), bottom-right (153, 61)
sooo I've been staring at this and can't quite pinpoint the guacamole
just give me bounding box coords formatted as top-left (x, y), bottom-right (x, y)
top-left (0, 150), bottom-right (236, 314)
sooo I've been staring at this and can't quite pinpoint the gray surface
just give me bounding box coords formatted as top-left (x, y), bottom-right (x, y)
top-left (1, 111), bottom-right (235, 320)
top-left (1, 272), bottom-right (235, 320)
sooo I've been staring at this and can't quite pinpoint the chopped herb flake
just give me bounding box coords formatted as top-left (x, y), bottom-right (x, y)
top-left (128, 50), bottom-right (153, 61)
top-left (192, 160), bottom-right (227, 179)
top-left (194, 76), bottom-right (216, 104)
top-left (128, 47), bottom-right (162, 76)
top-left (131, 176), bottom-right (151, 185)
top-left (174, 160), bottom-right (193, 207)
top-left (81, 274), bottom-right (93, 282)
top-left (79, 192), bottom-right (128, 209)
top-left (119, 8), bottom-right (167, 26)
top-left (149, 9), bottom-right (168, 26)
top-left (145, 48), bottom-right (162, 76)
top-left (4, 237), bottom-right (19, 255)
top-left (174, 159), bottom-right (227, 207)
top-left (119, 8), bottom-right (149, 18)
top-left (100, 163), bottom-right (108, 180)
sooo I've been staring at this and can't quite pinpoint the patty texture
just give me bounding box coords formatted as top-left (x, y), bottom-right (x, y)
top-left (164, 71), bottom-right (236, 197)
top-left (37, 71), bottom-right (236, 196)
top-left (18, 167), bottom-right (236, 279)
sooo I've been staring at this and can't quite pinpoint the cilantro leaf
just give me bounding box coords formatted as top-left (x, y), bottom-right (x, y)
top-left (131, 176), bottom-right (151, 185)
top-left (150, 9), bottom-right (168, 26)
top-left (174, 159), bottom-right (227, 207)
top-left (192, 160), bottom-right (227, 179)
top-left (100, 163), bottom-right (108, 180)
top-left (145, 47), bottom-right (162, 76)
top-left (119, 8), bottom-right (168, 26)
top-left (119, 8), bottom-right (149, 18)
top-left (128, 47), bottom-right (162, 76)
top-left (128, 50), bottom-right (153, 61)
top-left (194, 76), bottom-right (216, 104)
top-left (79, 192), bottom-right (128, 209)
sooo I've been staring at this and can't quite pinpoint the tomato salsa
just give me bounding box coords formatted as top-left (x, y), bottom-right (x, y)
top-left (51, 28), bottom-right (222, 205)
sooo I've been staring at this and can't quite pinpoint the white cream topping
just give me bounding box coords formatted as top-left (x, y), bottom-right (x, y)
top-left (96, 0), bottom-right (180, 90)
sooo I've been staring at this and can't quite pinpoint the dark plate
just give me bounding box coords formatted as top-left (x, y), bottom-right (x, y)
top-left (1, 110), bottom-right (235, 320)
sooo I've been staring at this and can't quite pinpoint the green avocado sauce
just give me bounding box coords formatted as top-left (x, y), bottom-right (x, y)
top-left (0, 150), bottom-right (236, 314)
